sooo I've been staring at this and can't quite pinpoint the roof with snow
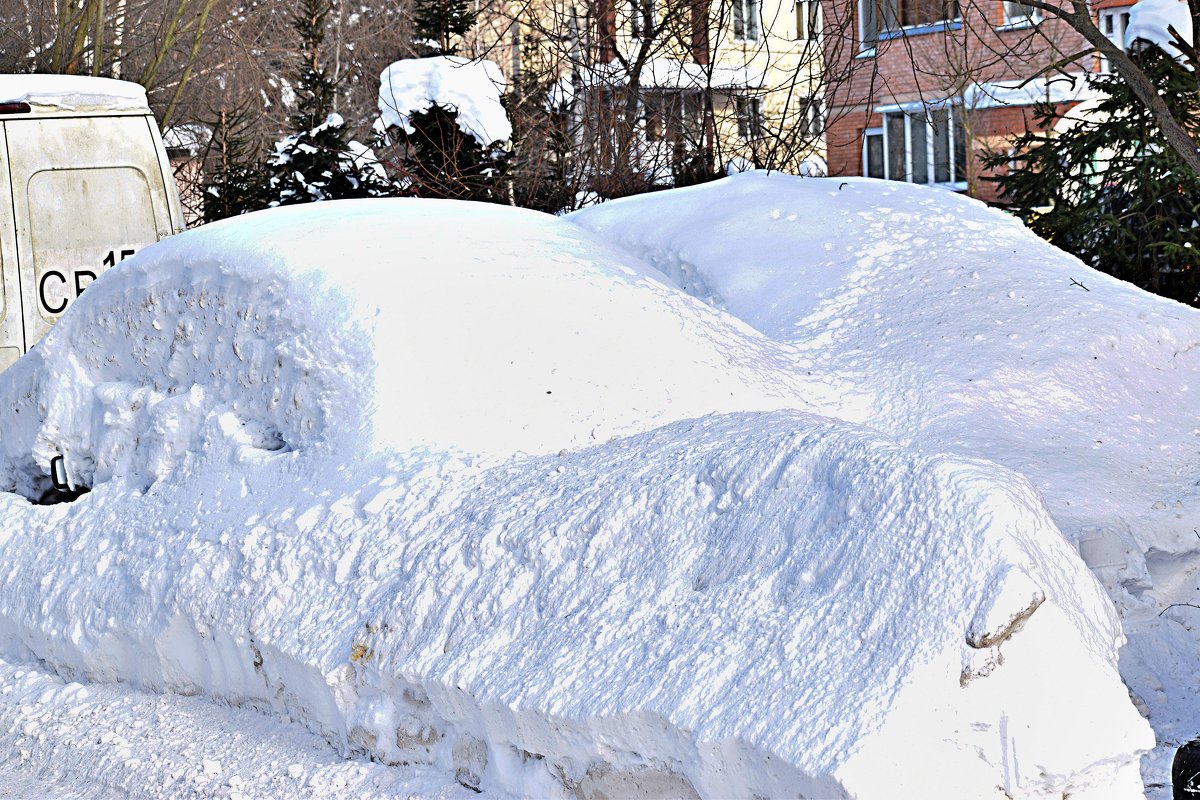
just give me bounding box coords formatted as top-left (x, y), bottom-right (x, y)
top-left (0, 74), bottom-right (149, 113)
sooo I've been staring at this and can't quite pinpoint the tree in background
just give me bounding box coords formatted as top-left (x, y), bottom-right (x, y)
top-left (201, 105), bottom-right (268, 222)
top-left (413, 0), bottom-right (477, 56)
top-left (391, 104), bottom-right (510, 202)
top-left (262, 0), bottom-right (395, 208)
top-left (987, 46), bottom-right (1200, 307)
top-left (373, 0), bottom-right (509, 203)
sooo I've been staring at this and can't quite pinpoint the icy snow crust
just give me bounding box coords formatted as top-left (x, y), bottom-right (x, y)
top-left (571, 171), bottom-right (1200, 793)
top-left (378, 57), bottom-right (511, 145)
top-left (0, 196), bottom-right (1152, 797)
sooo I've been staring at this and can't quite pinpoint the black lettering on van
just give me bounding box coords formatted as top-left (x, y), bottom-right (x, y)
top-left (74, 270), bottom-right (96, 297)
top-left (39, 271), bottom-right (67, 314)
top-left (101, 249), bottom-right (136, 269)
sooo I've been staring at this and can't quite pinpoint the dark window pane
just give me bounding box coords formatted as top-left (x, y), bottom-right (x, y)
top-left (866, 133), bottom-right (884, 178)
top-left (882, 0), bottom-right (899, 29)
top-left (908, 112), bottom-right (928, 182)
top-left (734, 0), bottom-right (745, 38)
top-left (932, 108), bottom-right (950, 182)
top-left (886, 113), bottom-right (906, 181)
top-left (861, 0), bottom-right (878, 43)
top-left (953, 109), bottom-right (968, 182)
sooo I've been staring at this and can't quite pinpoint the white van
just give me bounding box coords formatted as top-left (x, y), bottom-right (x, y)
top-left (0, 75), bottom-right (185, 373)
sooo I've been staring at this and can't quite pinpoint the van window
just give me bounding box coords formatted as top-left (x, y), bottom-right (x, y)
top-left (27, 167), bottom-right (158, 323)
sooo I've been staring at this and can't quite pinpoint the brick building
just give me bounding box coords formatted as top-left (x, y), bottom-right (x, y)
top-left (821, 0), bottom-right (1136, 202)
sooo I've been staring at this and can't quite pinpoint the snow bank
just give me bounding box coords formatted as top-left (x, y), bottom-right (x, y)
top-left (1125, 0), bottom-right (1192, 60)
top-left (0, 74), bottom-right (149, 112)
top-left (378, 57), bottom-right (511, 145)
top-left (0, 197), bottom-right (1150, 797)
top-left (570, 171), bottom-right (1200, 789)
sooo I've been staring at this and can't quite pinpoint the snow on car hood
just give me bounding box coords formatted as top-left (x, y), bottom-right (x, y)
top-left (0, 197), bottom-right (1152, 797)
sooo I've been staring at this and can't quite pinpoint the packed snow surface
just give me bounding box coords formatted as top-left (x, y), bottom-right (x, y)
top-left (0, 196), bottom-right (1153, 797)
top-left (570, 171), bottom-right (1200, 795)
top-left (378, 57), bottom-right (511, 144)
top-left (0, 74), bottom-right (149, 111)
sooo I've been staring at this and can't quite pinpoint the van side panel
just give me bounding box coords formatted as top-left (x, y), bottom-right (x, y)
top-left (5, 114), bottom-right (167, 350)
top-left (0, 123), bottom-right (23, 368)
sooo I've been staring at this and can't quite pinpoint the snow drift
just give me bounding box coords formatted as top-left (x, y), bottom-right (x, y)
top-left (570, 170), bottom-right (1200, 791)
top-left (0, 198), bottom-right (1151, 797)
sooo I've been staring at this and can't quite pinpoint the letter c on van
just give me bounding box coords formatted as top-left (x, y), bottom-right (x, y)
top-left (38, 271), bottom-right (67, 314)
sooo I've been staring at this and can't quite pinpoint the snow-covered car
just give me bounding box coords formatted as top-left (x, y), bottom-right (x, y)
top-left (0, 190), bottom-right (1158, 797)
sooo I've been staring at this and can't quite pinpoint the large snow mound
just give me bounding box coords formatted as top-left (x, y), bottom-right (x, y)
top-left (0, 198), bottom-right (834, 499)
top-left (0, 197), bottom-right (1151, 797)
top-left (569, 170), bottom-right (1200, 790)
top-left (378, 56), bottom-right (511, 144)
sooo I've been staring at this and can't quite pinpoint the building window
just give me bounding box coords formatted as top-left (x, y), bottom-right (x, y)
top-left (862, 105), bottom-right (968, 185)
top-left (735, 96), bottom-right (763, 139)
top-left (733, 0), bottom-right (761, 41)
top-left (801, 96), bottom-right (823, 138)
top-left (630, 0), bottom-right (655, 38)
top-left (1000, 0), bottom-right (1040, 26)
top-left (796, 0), bottom-right (819, 39)
top-left (1099, 9), bottom-right (1131, 72)
top-left (860, 0), bottom-right (960, 46)
top-left (644, 91), bottom-right (700, 143)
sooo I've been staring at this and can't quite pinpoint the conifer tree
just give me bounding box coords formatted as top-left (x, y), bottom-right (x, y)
top-left (376, 0), bottom-right (509, 202)
top-left (202, 106), bottom-right (269, 222)
top-left (264, 0), bottom-right (394, 207)
top-left (413, 0), bottom-right (477, 56)
top-left (395, 105), bottom-right (509, 202)
top-left (987, 47), bottom-right (1200, 307)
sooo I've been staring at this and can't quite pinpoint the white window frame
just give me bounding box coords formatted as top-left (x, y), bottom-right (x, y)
top-left (998, 0), bottom-right (1041, 28)
top-left (863, 102), bottom-right (968, 189)
top-left (630, 0), bottom-right (656, 38)
top-left (863, 126), bottom-right (885, 179)
top-left (1098, 8), bottom-right (1131, 73)
top-left (796, 0), bottom-right (820, 39)
top-left (733, 0), bottom-right (762, 41)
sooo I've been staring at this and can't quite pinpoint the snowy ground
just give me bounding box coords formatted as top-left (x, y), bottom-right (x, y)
top-left (0, 655), bottom-right (474, 799)
top-left (0, 176), bottom-right (1189, 798)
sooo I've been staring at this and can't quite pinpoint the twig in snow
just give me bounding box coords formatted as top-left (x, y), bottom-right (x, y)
top-left (1070, 278), bottom-right (1091, 291)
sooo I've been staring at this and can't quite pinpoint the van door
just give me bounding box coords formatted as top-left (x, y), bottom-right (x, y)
top-left (4, 114), bottom-right (169, 350)
top-left (0, 124), bottom-right (22, 371)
